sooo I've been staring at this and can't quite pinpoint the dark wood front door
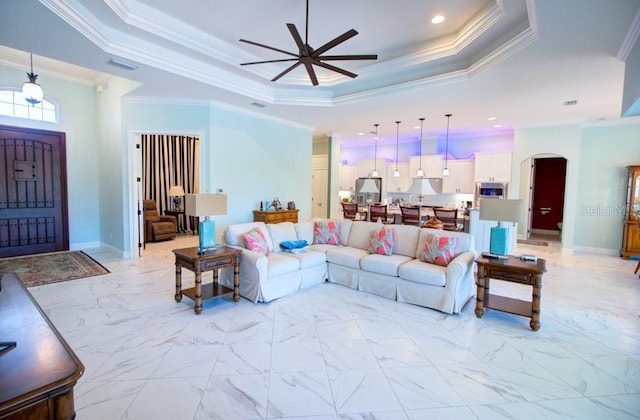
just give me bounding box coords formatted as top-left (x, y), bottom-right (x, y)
top-left (0, 125), bottom-right (68, 257)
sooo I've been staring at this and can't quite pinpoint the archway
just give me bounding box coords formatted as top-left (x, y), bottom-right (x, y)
top-left (519, 153), bottom-right (568, 244)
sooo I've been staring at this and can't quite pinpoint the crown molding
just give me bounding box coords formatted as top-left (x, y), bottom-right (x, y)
top-left (618, 4), bottom-right (640, 61)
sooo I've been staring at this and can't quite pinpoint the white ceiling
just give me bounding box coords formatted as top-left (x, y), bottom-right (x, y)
top-left (1, 0), bottom-right (639, 144)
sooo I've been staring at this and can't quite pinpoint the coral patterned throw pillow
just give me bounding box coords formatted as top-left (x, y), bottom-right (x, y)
top-left (243, 228), bottom-right (270, 256)
top-left (314, 221), bottom-right (340, 245)
top-left (368, 227), bottom-right (395, 256)
top-left (421, 233), bottom-right (458, 266)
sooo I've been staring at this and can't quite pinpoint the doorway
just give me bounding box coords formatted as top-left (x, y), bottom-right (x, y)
top-left (522, 156), bottom-right (567, 243)
top-left (0, 125), bottom-right (68, 257)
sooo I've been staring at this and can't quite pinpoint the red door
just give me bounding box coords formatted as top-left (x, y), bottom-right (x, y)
top-left (0, 125), bottom-right (68, 257)
top-left (531, 157), bottom-right (566, 231)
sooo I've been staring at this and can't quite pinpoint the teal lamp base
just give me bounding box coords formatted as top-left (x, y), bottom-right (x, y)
top-left (489, 225), bottom-right (508, 256)
top-left (198, 218), bottom-right (216, 254)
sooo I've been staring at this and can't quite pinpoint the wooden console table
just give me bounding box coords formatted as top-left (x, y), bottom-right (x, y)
top-left (253, 209), bottom-right (299, 224)
top-left (0, 273), bottom-right (84, 419)
top-left (475, 255), bottom-right (547, 331)
top-left (173, 246), bottom-right (242, 314)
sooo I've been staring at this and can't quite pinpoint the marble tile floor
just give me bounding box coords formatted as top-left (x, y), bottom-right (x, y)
top-left (26, 234), bottom-right (640, 419)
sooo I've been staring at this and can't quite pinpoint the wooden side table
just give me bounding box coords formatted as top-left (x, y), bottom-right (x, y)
top-left (165, 209), bottom-right (186, 232)
top-left (173, 246), bottom-right (242, 314)
top-left (475, 255), bottom-right (547, 331)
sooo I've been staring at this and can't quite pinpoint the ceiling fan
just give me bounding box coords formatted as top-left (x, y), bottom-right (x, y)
top-left (239, 0), bottom-right (378, 86)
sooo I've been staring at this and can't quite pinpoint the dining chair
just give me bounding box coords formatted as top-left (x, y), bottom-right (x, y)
top-left (433, 207), bottom-right (462, 231)
top-left (369, 204), bottom-right (394, 224)
top-left (341, 202), bottom-right (358, 220)
top-left (400, 205), bottom-right (421, 226)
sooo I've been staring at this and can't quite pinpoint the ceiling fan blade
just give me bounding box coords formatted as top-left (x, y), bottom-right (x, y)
top-left (286, 23), bottom-right (310, 56)
top-left (240, 58), bottom-right (299, 66)
top-left (239, 38), bottom-right (298, 58)
top-left (271, 61), bottom-right (303, 82)
top-left (318, 54), bottom-right (378, 61)
top-left (303, 60), bottom-right (319, 86)
top-left (313, 61), bottom-right (358, 79)
top-left (312, 29), bottom-right (358, 57)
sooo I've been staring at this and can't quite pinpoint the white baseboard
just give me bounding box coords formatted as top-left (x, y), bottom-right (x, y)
top-left (571, 245), bottom-right (619, 256)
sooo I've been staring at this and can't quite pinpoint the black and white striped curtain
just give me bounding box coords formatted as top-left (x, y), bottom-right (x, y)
top-left (142, 134), bottom-right (198, 231)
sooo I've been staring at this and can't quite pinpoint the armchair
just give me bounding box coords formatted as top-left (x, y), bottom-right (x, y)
top-left (143, 199), bottom-right (177, 243)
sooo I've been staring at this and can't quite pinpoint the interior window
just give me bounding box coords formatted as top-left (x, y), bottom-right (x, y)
top-left (0, 90), bottom-right (57, 123)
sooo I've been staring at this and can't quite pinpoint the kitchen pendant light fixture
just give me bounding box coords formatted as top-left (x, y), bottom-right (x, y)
top-left (371, 123), bottom-right (379, 177)
top-left (22, 53), bottom-right (43, 106)
top-left (393, 121), bottom-right (401, 177)
top-left (416, 117), bottom-right (425, 177)
top-left (442, 113), bottom-right (452, 177)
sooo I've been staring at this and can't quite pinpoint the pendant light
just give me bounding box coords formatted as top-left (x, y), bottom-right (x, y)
top-left (22, 53), bottom-right (43, 106)
top-left (416, 117), bottom-right (425, 177)
top-left (393, 121), bottom-right (401, 177)
top-left (371, 123), bottom-right (379, 177)
top-left (442, 113), bottom-right (452, 177)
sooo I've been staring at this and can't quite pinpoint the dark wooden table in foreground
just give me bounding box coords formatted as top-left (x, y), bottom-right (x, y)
top-left (0, 273), bottom-right (84, 419)
top-left (173, 246), bottom-right (242, 314)
top-left (475, 255), bottom-right (547, 331)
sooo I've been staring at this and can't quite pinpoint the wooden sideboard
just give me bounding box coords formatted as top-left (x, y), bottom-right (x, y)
top-left (621, 165), bottom-right (640, 258)
top-left (0, 273), bottom-right (84, 419)
top-left (253, 209), bottom-right (299, 224)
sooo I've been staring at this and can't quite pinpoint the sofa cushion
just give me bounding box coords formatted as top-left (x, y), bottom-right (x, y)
top-left (268, 222), bottom-right (298, 252)
top-left (421, 233), bottom-right (459, 267)
top-left (398, 259), bottom-right (447, 286)
top-left (225, 222), bottom-right (272, 249)
top-left (415, 228), bottom-right (471, 259)
top-left (368, 226), bottom-right (395, 256)
top-left (326, 246), bottom-right (368, 269)
top-left (267, 253), bottom-right (301, 278)
top-left (361, 253), bottom-right (413, 277)
top-left (347, 221), bottom-right (379, 250)
top-left (281, 249), bottom-right (326, 269)
top-left (309, 243), bottom-right (339, 253)
top-left (244, 228), bottom-right (270, 256)
top-left (387, 224), bottom-right (420, 257)
top-left (314, 220), bottom-right (340, 245)
top-left (295, 221), bottom-right (315, 244)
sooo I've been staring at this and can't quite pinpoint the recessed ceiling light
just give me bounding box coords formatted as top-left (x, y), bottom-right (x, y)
top-left (563, 100), bottom-right (578, 106)
top-left (493, 124), bottom-right (502, 128)
top-left (431, 15), bottom-right (445, 24)
top-left (414, 125), bottom-right (421, 130)
top-left (358, 132), bottom-right (364, 136)
top-left (488, 116), bottom-right (497, 121)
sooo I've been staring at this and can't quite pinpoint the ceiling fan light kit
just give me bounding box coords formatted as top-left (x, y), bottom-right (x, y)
top-left (239, 0), bottom-right (377, 86)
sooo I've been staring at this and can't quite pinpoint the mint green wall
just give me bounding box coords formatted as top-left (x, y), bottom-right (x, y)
top-left (208, 107), bottom-right (313, 232)
top-left (574, 123), bottom-right (640, 250)
top-left (0, 65), bottom-right (100, 248)
top-left (513, 120), bottom-right (640, 253)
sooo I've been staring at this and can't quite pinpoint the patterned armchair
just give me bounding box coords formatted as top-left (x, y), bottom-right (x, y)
top-left (143, 199), bottom-right (177, 243)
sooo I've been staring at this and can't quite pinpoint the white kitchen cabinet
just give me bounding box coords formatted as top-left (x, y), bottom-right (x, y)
top-left (409, 155), bottom-right (444, 179)
top-left (386, 162), bottom-right (412, 193)
top-left (339, 165), bottom-right (357, 191)
top-left (474, 151), bottom-right (512, 182)
top-left (442, 159), bottom-right (475, 194)
top-left (356, 158), bottom-right (386, 178)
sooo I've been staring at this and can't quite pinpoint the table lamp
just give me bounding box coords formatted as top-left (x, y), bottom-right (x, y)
top-left (168, 185), bottom-right (185, 211)
top-left (185, 193), bottom-right (228, 254)
top-left (479, 198), bottom-right (523, 255)
top-left (359, 178), bottom-right (379, 221)
top-left (407, 177), bottom-right (442, 226)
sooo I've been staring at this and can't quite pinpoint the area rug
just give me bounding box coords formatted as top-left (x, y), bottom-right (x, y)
top-left (0, 251), bottom-right (110, 287)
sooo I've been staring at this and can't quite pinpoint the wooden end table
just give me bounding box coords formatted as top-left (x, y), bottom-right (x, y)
top-left (173, 246), bottom-right (242, 314)
top-left (475, 255), bottom-right (547, 331)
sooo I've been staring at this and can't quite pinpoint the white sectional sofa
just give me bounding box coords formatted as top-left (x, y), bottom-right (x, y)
top-left (221, 219), bottom-right (477, 314)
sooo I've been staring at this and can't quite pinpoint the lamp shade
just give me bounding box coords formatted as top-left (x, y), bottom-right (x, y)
top-left (359, 178), bottom-right (379, 194)
top-left (407, 178), bottom-right (442, 195)
top-left (168, 185), bottom-right (185, 197)
top-left (185, 194), bottom-right (228, 217)
top-left (479, 199), bottom-right (523, 223)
